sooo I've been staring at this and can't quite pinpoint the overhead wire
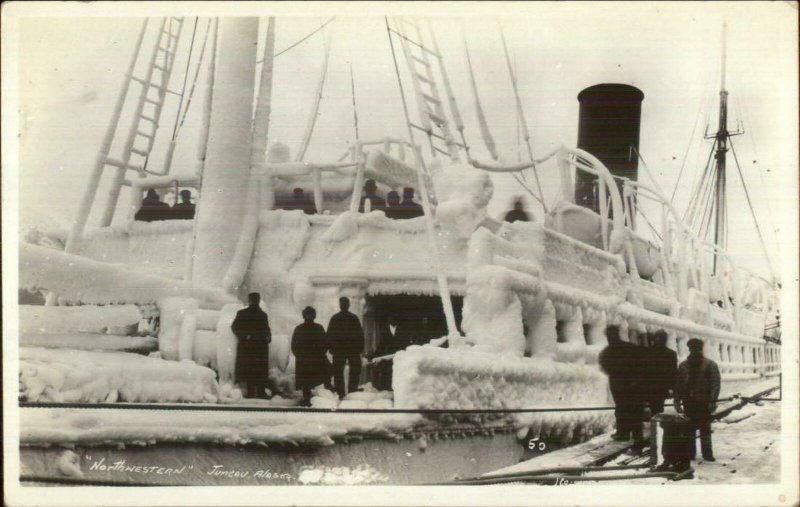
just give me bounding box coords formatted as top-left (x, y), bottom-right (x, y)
top-left (171, 17), bottom-right (199, 140)
top-left (254, 17), bottom-right (336, 64)
top-left (178, 18), bottom-right (213, 130)
top-left (729, 139), bottom-right (776, 279)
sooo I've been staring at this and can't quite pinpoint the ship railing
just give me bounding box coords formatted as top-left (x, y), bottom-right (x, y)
top-left (546, 147), bottom-right (776, 343)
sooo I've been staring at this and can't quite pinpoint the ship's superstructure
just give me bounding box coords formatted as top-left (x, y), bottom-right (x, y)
top-left (17, 16), bottom-right (782, 484)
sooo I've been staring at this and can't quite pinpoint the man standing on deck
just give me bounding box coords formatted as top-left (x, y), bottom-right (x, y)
top-left (675, 338), bottom-right (721, 462)
top-left (358, 179), bottom-right (386, 213)
top-left (645, 330), bottom-right (678, 416)
top-left (599, 326), bottom-right (645, 444)
top-left (231, 293), bottom-right (272, 399)
top-left (327, 297), bottom-right (365, 399)
top-left (291, 306), bottom-right (328, 406)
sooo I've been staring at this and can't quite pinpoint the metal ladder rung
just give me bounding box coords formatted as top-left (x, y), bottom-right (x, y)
top-left (410, 54), bottom-right (430, 67)
top-left (140, 114), bottom-right (158, 123)
top-left (144, 97), bottom-right (160, 106)
top-left (131, 147), bottom-right (150, 157)
top-left (171, 17), bottom-right (184, 24)
top-left (427, 111), bottom-right (447, 126)
top-left (105, 157), bottom-right (143, 173)
top-left (154, 64), bottom-right (167, 72)
top-left (416, 72), bottom-right (434, 85)
top-left (136, 130), bottom-right (155, 139)
top-left (422, 93), bottom-right (440, 105)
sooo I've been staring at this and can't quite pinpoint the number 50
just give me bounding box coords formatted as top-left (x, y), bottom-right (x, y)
top-left (528, 438), bottom-right (546, 451)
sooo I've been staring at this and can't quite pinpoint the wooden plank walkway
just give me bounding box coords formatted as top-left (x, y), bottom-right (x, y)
top-left (481, 433), bottom-right (634, 477)
top-left (481, 377), bottom-right (780, 479)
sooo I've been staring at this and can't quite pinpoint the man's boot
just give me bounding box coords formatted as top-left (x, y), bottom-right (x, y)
top-left (701, 433), bottom-right (715, 461)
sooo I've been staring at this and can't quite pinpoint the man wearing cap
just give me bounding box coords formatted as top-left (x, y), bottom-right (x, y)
top-left (231, 293), bottom-right (272, 399)
top-left (358, 179), bottom-right (386, 213)
top-left (172, 189), bottom-right (196, 220)
top-left (675, 338), bottom-right (721, 462)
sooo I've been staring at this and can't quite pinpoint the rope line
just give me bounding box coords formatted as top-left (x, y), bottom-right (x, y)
top-left (18, 398), bottom-right (737, 414)
top-left (178, 18), bottom-right (213, 129)
top-left (170, 17), bottom-right (198, 141)
top-left (670, 93), bottom-right (707, 203)
top-left (729, 139), bottom-right (775, 279)
top-left (256, 17), bottom-right (335, 61)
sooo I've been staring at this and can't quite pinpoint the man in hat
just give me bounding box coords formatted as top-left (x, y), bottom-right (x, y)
top-left (358, 179), bottom-right (386, 213)
top-left (400, 187), bottom-right (423, 219)
top-left (172, 189), bottom-right (196, 220)
top-left (645, 330), bottom-right (678, 416)
top-left (675, 338), bottom-right (721, 462)
top-left (326, 297), bottom-right (365, 399)
top-left (231, 293), bottom-right (272, 399)
top-left (599, 326), bottom-right (646, 444)
top-left (291, 306), bottom-right (329, 406)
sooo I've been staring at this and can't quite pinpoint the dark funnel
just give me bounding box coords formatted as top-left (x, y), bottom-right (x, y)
top-left (574, 84), bottom-right (644, 210)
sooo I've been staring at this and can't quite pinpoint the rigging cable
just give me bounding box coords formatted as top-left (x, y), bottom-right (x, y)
top-left (178, 18), bottom-right (213, 129)
top-left (683, 139), bottom-right (717, 226)
top-left (295, 19), bottom-right (333, 162)
top-left (256, 17), bottom-right (336, 62)
top-left (733, 79), bottom-right (783, 262)
top-left (670, 91), bottom-right (707, 204)
top-left (171, 17), bottom-right (199, 141)
top-left (729, 139), bottom-right (776, 279)
top-left (462, 28), bottom-right (498, 160)
top-left (497, 21), bottom-right (547, 213)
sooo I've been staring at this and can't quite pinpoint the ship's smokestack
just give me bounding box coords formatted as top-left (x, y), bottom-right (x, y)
top-left (575, 84), bottom-right (644, 210)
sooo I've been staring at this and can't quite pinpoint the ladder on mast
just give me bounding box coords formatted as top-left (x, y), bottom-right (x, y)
top-left (392, 17), bottom-right (465, 161)
top-left (99, 17), bottom-right (185, 226)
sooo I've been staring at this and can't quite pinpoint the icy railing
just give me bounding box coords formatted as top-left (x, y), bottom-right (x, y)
top-left (551, 147), bottom-right (777, 339)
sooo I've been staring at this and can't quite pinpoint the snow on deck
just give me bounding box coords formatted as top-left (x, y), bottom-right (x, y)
top-left (20, 406), bottom-right (425, 447)
top-left (19, 348), bottom-right (219, 403)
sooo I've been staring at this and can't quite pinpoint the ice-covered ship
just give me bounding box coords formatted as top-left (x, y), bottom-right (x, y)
top-left (17, 17), bottom-right (782, 485)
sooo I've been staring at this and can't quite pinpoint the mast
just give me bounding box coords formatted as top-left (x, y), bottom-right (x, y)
top-left (712, 22), bottom-right (729, 273)
top-left (706, 22), bottom-right (742, 274)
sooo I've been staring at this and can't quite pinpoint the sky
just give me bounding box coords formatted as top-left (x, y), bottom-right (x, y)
top-left (6, 1), bottom-right (798, 280)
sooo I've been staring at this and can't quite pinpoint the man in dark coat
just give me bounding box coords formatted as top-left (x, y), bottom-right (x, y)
top-left (358, 179), bottom-right (386, 213)
top-left (503, 197), bottom-right (531, 223)
top-left (675, 338), bottom-right (721, 461)
top-left (135, 188), bottom-right (171, 222)
top-left (645, 330), bottom-right (678, 415)
top-left (399, 187), bottom-right (424, 219)
top-left (291, 306), bottom-right (328, 406)
top-left (385, 191), bottom-right (403, 219)
top-left (172, 189), bottom-right (196, 220)
top-left (326, 297), bottom-right (365, 399)
top-left (599, 326), bottom-right (645, 443)
top-left (231, 293), bottom-right (271, 399)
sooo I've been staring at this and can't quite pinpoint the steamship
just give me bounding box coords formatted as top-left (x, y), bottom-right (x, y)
top-left (17, 17), bottom-right (781, 485)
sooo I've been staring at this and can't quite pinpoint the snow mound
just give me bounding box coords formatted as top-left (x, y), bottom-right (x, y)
top-left (19, 242), bottom-right (236, 307)
top-left (19, 304), bottom-right (141, 335)
top-left (392, 346), bottom-right (610, 411)
top-left (21, 332), bottom-right (157, 352)
top-left (20, 347), bottom-right (219, 403)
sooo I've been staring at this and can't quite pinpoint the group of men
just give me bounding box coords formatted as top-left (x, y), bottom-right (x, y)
top-left (134, 188), bottom-right (195, 222)
top-left (359, 179), bottom-right (424, 219)
top-left (231, 294), bottom-right (366, 406)
top-left (599, 327), bottom-right (722, 472)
